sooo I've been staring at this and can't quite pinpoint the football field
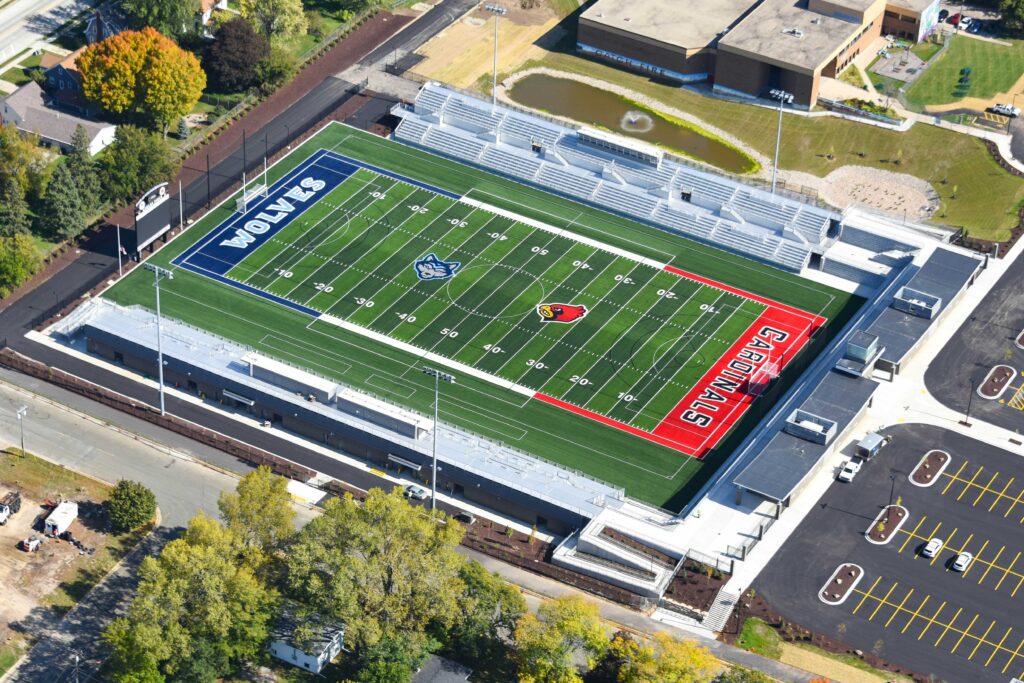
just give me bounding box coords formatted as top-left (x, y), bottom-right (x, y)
top-left (105, 124), bottom-right (858, 507)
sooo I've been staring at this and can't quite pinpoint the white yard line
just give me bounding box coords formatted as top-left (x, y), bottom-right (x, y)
top-left (317, 313), bottom-right (535, 397)
top-left (461, 197), bottom-right (666, 270)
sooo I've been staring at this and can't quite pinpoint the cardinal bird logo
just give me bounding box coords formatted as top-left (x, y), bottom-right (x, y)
top-left (537, 303), bottom-right (588, 323)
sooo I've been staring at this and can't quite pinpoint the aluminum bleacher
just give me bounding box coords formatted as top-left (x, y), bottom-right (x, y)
top-left (387, 83), bottom-right (928, 280)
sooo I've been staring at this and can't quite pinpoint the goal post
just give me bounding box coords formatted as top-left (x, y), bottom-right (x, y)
top-left (748, 352), bottom-right (780, 396)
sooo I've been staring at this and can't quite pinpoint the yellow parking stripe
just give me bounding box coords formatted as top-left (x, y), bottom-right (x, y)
top-left (1012, 571), bottom-right (1024, 597)
top-left (1003, 636), bottom-right (1024, 673)
top-left (932, 528), bottom-right (956, 565)
top-left (852, 576), bottom-right (882, 615)
top-left (898, 516), bottom-right (927, 553)
top-left (901, 594), bottom-right (930, 634)
top-left (946, 533), bottom-right (974, 571)
top-left (978, 546), bottom-right (1006, 585)
top-left (1005, 485), bottom-right (1024, 518)
top-left (992, 477), bottom-right (1016, 512)
top-left (935, 606), bottom-right (964, 647)
top-left (996, 552), bottom-right (1022, 591)
top-left (869, 582), bottom-right (899, 621)
top-left (963, 539), bottom-right (989, 578)
top-left (988, 627), bottom-right (1014, 667)
top-left (943, 461), bottom-right (968, 494)
top-left (919, 601), bottom-right (947, 641)
top-left (975, 472), bottom-right (1001, 505)
top-left (950, 613), bottom-right (980, 653)
top-left (969, 619), bottom-right (997, 659)
top-left (886, 588), bottom-right (914, 627)
top-left (958, 467), bottom-right (984, 501)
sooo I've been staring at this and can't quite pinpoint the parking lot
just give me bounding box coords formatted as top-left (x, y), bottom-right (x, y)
top-left (755, 423), bottom-right (1024, 683)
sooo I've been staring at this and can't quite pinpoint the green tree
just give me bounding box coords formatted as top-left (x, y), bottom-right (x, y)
top-left (239, 0), bottom-right (307, 41)
top-left (0, 232), bottom-right (41, 298)
top-left (68, 124), bottom-right (101, 212)
top-left (0, 124), bottom-right (49, 201)
top-left (254, 46), bottom-right (297, 96)
top-left (177, 117), bottom-right (189, 140)
top-left (712, 665), bottom-right (774, 683)
top-left (203, 17), bottom-right (270, 92)
top-left (37, 163), bottom-right (86, 240)
top-left (514, 596), bottom-right (609, 683)
top-left (0, 175), bottom-right (30, 236)
top-left (353, 633), bottom-right (426, 683)
top-left (286, 488), bottom-right (465, 656)
top-left (107, 480), bottom-right (157, 532)
top-left (606, 632), bottom-right (718, 683)
top-left (100, 125), bottom-right (178, 204)
top-left (218, 466), bottom-right (294, 570)
top-left (1000, 0), bottom-right (1024, 29)
top-left (122, 0), bottom-right (201, 39)
top-left (449, 560), bottom-right (527, 664)
top-left (104, 513), bottom-right (276, 681)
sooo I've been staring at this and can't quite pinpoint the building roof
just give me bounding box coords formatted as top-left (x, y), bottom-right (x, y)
top-left (580, 0), bottom-right (758, 51)
top-left (39, 52), bottom-right (63, 70)
top-left (886, 0), bottom-right (939, 12)
top-left (718, 0), bottom-right (864, 72)
top-left (56, 46), bottom-right (85, 74)
top-left (2, 82), bottom-right (110, 146)
top-left (270, 601), bottom-right (344, 654)
top-left (412, 656), bottom-right (472, 683)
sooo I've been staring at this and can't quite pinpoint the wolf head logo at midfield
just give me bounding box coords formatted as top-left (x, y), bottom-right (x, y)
top-left (537, 303), bottom-right (587, 323)
top-left (413, 253), bottom-right (461, 281)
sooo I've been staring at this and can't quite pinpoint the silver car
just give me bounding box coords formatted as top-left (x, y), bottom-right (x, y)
top-left (952, 552), bottom-right (973, 572)
top-left (404, 484), bottom-right (430, 501)
top-left (922, 537), bottom-right (943, 558)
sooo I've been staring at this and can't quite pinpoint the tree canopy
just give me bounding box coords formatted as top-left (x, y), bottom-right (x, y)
top-left (0, 175), bottom-right (29, 237)
top-left (203, 18), bottom-right (269, 92)
top-left (99, 125), bottom-right (178, 204)
top-left (514, 595), bottom-right (609, 683)
top-left (0, 232), bottom-right (40, 299)
top-left (37, 163), bottom-right (86, 240)
top-left (107, 480), bottom-right (157, 532)
top-left (450, 560), bottom-right (527, 665)
top-left (607, 632), bottom-right (718, 683)
top-left (218, 466), bottom-right (294, 571)
top-left (121, 0), bottom-right (201, 39)
top-left (78, 27), bottom-right (206, 132)
top-left (0, 124), bottom-right (50, 201)
top-left (239, 0), bottom-right (307, 41)
top-left (286, 487), bottom-right (465, 657)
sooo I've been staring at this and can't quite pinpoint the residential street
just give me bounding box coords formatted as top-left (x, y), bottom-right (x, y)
top-left (0, 0), bottom-right (93, 64)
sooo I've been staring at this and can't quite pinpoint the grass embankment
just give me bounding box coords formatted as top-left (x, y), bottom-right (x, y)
top-left (525, 50), bottom-right (1024, 240)
top-left (906, 35), bottom-right (1024, 108)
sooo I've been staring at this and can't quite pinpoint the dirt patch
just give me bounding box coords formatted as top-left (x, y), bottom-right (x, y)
top-left (866, 505), bottom-right (908, 544)
top-left (779, 643), bottom-right (901, 683)
top-left (787, 165), bottom-right (939, 219)
top-left (910, 449), bottom-right (950, 486)
top-left (663, 559), bottom-right (728, 613)
top-left (980, 364), bottom-right (1015, 398)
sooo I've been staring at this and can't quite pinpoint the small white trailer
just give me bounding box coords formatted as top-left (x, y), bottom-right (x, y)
top-left (44, 501), bottom-right (78, 537)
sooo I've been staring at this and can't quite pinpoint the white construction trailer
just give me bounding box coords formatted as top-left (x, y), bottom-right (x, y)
top-left (44, 501), bottom-right (78, 537)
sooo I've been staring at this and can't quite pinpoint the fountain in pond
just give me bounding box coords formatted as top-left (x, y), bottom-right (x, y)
top-left (620, 110), bottom-right (654, 133)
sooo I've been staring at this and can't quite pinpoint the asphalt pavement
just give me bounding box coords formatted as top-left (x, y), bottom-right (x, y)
top-left (0, 0), bottom-right (93, 65)
top-left (361, 0), bottom-right (478, 65)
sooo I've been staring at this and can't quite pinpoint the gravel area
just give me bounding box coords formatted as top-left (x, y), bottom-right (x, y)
top-left (786, 165), bottom-right (940, 219)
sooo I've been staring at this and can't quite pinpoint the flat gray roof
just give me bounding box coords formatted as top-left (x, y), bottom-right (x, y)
top-left (887, 0), bottom-right (938, 12)
top-left (867, 247), bottom-right (980, 365)
top-left (580, 0), bottom-right (758, 51)
top-left (733, 371), bottom-right (877, 501)
top-left (718, 0), bottom-right (862, 72)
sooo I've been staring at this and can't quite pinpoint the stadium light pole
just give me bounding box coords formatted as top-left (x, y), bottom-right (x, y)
top-left (15, 405), bottom-right (26, 456)
top-left (769, 89), bottom-right (793, 195)
top-left (422, 366), bottom-right (455, 512)
top-left (144, 264), bottom-right (174, 416)
top-left (484, 4), bottom-right (507, 108)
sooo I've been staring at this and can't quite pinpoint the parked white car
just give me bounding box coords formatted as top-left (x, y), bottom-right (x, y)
top-left (922, 537), bottom-right (943, 558)
top-left (991, 103), bottom-right (1021, 118)
top-left (953, 552), bottom-right (973, 572)
top-left (837, 458), bottom-right (863, 482)
top-left (404, 484), bottom-right (430, 501)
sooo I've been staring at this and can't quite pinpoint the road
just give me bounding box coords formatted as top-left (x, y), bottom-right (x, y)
top-left (0, 0), bottom-right (93, 65)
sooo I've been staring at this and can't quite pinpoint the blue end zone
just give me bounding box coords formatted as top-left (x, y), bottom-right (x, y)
top-left (171, 147), bottom-right (462, 318)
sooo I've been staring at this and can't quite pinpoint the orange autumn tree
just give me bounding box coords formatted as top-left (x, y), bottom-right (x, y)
top-left (78, 27), bottom-right (206, 135)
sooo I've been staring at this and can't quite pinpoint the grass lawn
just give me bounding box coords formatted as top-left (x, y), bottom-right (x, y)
top-left (839, 66), bottom-right (868, 90)
top-left (906, 34), bottom-right (1024, 107)
top-left (912, 39), bottom-right (944, 63)
top-left (525, 50), bottom-right (1024, 241)
top-left (0, 448), bottom-right (110, 501)
top-left (0, 643), bottom-right (21, 677)
top-left (102, 123), bottom-right (858, 510)
top-left (0, 66), bottom-right (32, 85)
top-left (549, 0), bottom-right (582, 18)
top-left (736, 618), bottom-right (783, 659)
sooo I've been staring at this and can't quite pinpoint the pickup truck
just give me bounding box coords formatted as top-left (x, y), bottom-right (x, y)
top-left (837, 458), bottom-right (863, 483)
top-left (0, 490), bottom-right (22, 526)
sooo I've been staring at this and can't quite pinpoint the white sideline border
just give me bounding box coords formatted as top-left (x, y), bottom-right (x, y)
top-left (318, 313), bottom-right (535, 397)
top-left (460, 197), bottom-right (667, 270)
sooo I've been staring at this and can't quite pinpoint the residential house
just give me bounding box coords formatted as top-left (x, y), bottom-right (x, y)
top-left (198, 0), bottom-right (229, 36)
top-left (1, 82), bottom-right (116, 155)
top-left (267, 602), bottom-right (345, 674)
top-left (84, 7), bottom-right (126, 44)
top-left (43, 48), bottom-right (97, 117)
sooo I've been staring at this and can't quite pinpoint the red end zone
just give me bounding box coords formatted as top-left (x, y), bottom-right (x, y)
top-left (534, 265), bottom-right (826, 459)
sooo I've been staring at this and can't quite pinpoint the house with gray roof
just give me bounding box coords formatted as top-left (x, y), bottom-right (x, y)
top-left (0, 82), bottom-right (115, 156)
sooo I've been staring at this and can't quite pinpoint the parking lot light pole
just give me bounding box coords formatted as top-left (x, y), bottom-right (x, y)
top-left (144, 264), bottom-right (174, 416)
top-left (15, 406), bottom-right (26, 455)
top-left (769, 89), bottom-right (794, 195)
top-left (422, 366), bottom-right (455, 511)
top-left (888, 471), bottom-right (897, 509)
top-left (484, 4), bottom-right (508, 108)
top-left (961, 377), bottom-right (975, 427)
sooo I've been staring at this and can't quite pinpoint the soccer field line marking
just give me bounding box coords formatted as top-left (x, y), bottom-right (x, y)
top-left (286, 183), bottom-right (421, 302)
top-left (298, 185), bottom-right (447, 307)
top-left (547, 267), bottom-right (705, 406)
top-left (611, 290), bottom-right (734, 421)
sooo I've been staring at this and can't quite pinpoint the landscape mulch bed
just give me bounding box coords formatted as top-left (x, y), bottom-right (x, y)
top-left (662, 559), bottom-right (729, 613)
top-left (980, 364), bottom-right (1015, 398)
top-left (867, 505), bottom-right (907, 543)
top-left (721, 591), bottom-right (926, 682)
top-left (911, 449), bottom-right (950, 485)
top-left (819, 563), bottom-right (862, 604)
top-left (598, 526), bottom-right (675, 567)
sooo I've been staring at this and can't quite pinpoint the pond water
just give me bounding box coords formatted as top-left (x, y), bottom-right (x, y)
top-left (507, 74), bottom-right (755, 175)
